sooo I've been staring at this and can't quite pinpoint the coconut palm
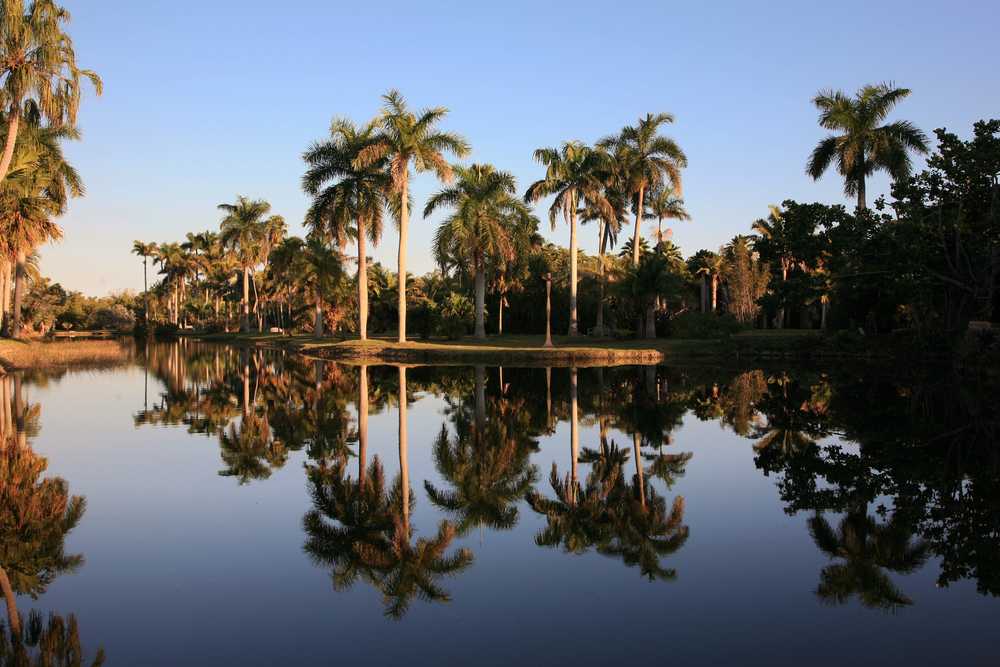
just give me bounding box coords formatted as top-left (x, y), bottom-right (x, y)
top-left (0, 0), bottom-right (102, 181)
top-left (525, 141), bottom-right (612, 338)
top-left (355, 90), bottom-right (471, 342)
top-left (689, 251), bottom-right (725, 312)
top-left (302, 116), bottom-right (391, 340)
top-left (219, 196), bottom-right (280, 333)
top-left (427, 163), bottom-right (536, 339)
top-left (598, 113), bottom-right (687, 267)
top-left (806, 82), bottom-right (929, 210)
top-left (131, 241), bottom-right (158, 324)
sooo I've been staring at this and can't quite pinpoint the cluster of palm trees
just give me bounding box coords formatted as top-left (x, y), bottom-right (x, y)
top-left (0, 0), bottom-right (101, 339)
top-left (128, 81), bottom-right (935, 340)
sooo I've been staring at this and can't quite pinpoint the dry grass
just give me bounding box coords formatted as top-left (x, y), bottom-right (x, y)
top-left (0, 339), bottom-right (133, 372)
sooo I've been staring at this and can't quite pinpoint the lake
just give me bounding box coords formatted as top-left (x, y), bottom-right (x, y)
top-left (2, 339), bottom-right (998, 666)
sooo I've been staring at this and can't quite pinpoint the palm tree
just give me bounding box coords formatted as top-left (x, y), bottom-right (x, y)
top-left (302, 116), bottom-right (390, 341)
top-left (218, 196), bottom-right (279, 333)
top-left (645, 185), bottom-right (690, 254)
top-left (355, 90), bottom-right (471, 342)
top-left (131, 241), bottom-right (158, 324)
top-left (427, 163), bottom-right (536, 340)
top-left (689, 250), bottom-right (725, 312)
top-left (806, 82), bottom-right (929, 210)
top-left (0, 0), bottom-right (102, 181)
top-left (0, 111), bottom-right (77, 339)
top-left (752, 205), bottom-right (791, 328)
top-left (525, 141), bottom-right (611, 338)
top-left (598, 113), bottom-right (687, 266)
top-left (292, 234), bottom-right (346, 339)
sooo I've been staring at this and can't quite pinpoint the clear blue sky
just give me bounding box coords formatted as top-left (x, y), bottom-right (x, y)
top-left (40, 0), bottom-right (1000, 296)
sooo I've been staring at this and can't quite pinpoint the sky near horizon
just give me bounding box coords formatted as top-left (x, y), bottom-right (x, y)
top-left (36, 0), bottom-right (1000, 297)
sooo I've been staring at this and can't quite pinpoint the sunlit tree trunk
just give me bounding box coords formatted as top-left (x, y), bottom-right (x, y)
top-left (645, 300), bottom-right (657, 339)
top-left (632, 185), bottom-right (645, 267)
top-left (358, 219), bottom-right (368, 341)
top-left (240, 266), bottom-right (250, 333)
top-left (398, 176), bottom-right (409, 343)
top-left (0, 258), bottom-right (9, 337)
top-left (314, 290), bottom-right (324, 339)
top-left (568, 204), bottom-right (579, 338)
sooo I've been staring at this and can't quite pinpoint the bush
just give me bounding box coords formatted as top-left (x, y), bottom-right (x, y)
top-left (94, 303), bottom-right (136, 331)
top-left (153, 321), bottom-right (180, 337)
top-left (408, 300), bottom-right (438, 340)
top-left (439, 293), bottom-right (475, 340)
top-left (133, 319), bottom-right (155, 338)
top-left (203, 319), bottom-right (228, 334)
top-left (668, 311), bottom-right (742, 339)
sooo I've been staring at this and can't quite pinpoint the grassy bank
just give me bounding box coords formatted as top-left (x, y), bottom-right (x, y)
top-left (0, 339), bottom-right (133, 373)
top-left (188, 331), bottom-right (728, 366)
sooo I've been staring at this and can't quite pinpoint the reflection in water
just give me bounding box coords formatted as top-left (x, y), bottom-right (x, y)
top-left (302, 455), bottom-right (474, 620)
top-left (0, 375), bottom-right (103, 664)
top-left (131, 341), bottom-right (1000, 609)
top-left (808, 505), bottom-right (929, 614)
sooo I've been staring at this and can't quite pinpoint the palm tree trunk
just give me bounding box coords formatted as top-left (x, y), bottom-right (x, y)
top-left (1, 258), bottom-right (10, 337)
top-left (475, 365), bottom-right (486, 434)
top-left (570, 367), bottom-right (579, 498)
top-left (358, 218), bottom-right (368, 341)
top-left (645, 300), bottom-right (657, 339)
top-left (700, 275), bottom-right (707, 313)
top-left (241, 266), bottom-right (250, 333)
top-left (359, 365), bottom-right (368, 483)
top-left (0, 566), bottom-right (19, 637)
top-left (11, 251), bottom-right (26, 339)
top-left (398, 366), bottom-right (409, 536)
top-left (0, 105), bottom-right (21, 181)
top-left (568, 204), bottom-right (579, 338)
top-left (633, 431), bottom-right (646, 509)
top-left (632, 185), bottom-right (645, 267)
top-left (397, 176), bottom-right (409, 343)
top-left (711, 275), bottom-right (718, 312)
top-left (474, 254), bottom-right (486, 340)
top-left (314, 290), bottom-right (324, 339)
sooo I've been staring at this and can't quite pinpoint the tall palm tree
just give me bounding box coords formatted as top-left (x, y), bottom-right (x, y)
top-left (355, 90), bottom-right (471, 342)
top-left (427, 163), bottom-right (536, 340)
top-left (806, 82), bottom-right (929, 210)
top-left (131, 240), bottom-right (158, 324)
top-left (752, 205), bottom-right (791, 328)
top-left (218, 196), bottom-right (279, 333)
top-left (645, 184), bottom-right (690, 254)
top-left (0, 0), bottom-right (102, 181)
top-left (598, 113), bottom-right (687, 266)
top-left (303, 116), bottom-right (390, 340)
top-left (525, 141), bottom-right (611, 338)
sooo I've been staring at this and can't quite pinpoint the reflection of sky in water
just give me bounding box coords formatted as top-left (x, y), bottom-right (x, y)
top-left (18, 363), bottom-right (1000, 666)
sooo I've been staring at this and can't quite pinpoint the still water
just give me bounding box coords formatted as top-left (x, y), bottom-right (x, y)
top-left (2, 339), bottom-right (998, 665)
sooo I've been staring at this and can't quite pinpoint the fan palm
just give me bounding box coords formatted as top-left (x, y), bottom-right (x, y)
top-left (806, 82), bottom-right (929, 210)
top-left (598, 113), bottom-right (687, 266)
top-left (645, 185), bottom-right (690, 254)
top-left (525, 141), bottom-right (612, 337)
top-left (303, 116), bottom-right (390, 340)
top-left (427, 163), bottom-right (536, 339)
top-left (0, 0), bottom-right (102, 181)
top-left (355, 90), bottom-right (471, 342)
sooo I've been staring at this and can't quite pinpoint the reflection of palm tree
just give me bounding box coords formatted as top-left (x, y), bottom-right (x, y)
top-left (302, 454), bottom-right (473, 621)
top-left (217, 412), bottom-right (286, 484)
top-left (424, 415), bottom-right (538, 539)
top-left (600, 484), bottom-right (688, 582)
top-left (0, 608), bottom-right (105, 665)
top-left (0, 432), bottom-right (85, 637)
top-left (808, 506), bottom-right (929, 614)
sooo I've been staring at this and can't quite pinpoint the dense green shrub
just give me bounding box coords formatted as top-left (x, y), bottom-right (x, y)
top-left (203, 319), bottom-right (228, 334)
top-left (408, 300), bottom-right (438, 340)
top-left (668, 311), bottom-right (742, 339)
top-left (153, 321), bottom-right (179, 337)
top-left (439, 293), bottom-right (474, 340)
